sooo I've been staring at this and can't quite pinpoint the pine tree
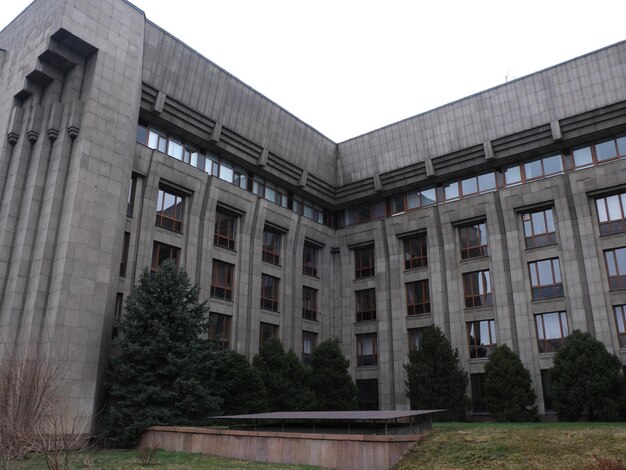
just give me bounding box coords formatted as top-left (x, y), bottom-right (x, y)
top-left (404, 325), bottom-right (469, 420)
top-left (483, 344), bottom-right (537, 422)
top-left (309, 339), bottom-right (357, 410)
top-left (101, 261), bottom-right (220, 447)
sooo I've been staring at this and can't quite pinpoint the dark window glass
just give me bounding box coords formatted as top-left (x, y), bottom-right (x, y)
top-left (408, 327), bottom-right (425, 351)
top-left (614, 305), bottom-right (626, 348)
top-left (214, 212), bottom-right (236, 250)
top-left (405, 280), bottom-right (430, 315)
top-left (540, 370), bottom-right (554, 412)
top-left (459, 222), bottom-right (488, 259)
top-left (262, 228), bottom-right (281, 265)
top-left (605, 247), bottom-right (626, 290)
top-left (136, 124), bottom-right (148, 145)
top-left (467, 320), bottom-right (496, 359)
top-left (156, 189), bottom-right (184, 232)
top-left (303, 243), bottom-right (319, 277)
top-left (127, 175), bottom-right (137, 217)
top-left (522, 208), bottom-right (556, 248)
top-left (261, 274), bottom-right (279, 311)
top-left (151, 241), bottom-right (180, 272)
top-left (356, 379), bottom-right (379, 410)
top-left (535, 311), bottom-right (569, 353)
top-left (302, 331), bottom-right (317, 364)
top-left (354, 246), bottom-right (375, 279)
top-left (208, 313), bottom-right (231, 351)
top-left (463, 270), bottom-right (492, 308)
top-left (528, 258), bottom-right (563, 300)
top-left (470, 374), bottom-right (487, 413)
top-left (302, 286), bottom-right (318, 321)
top-left (356, 333), bottom-right (377, 366)
top-left (112, 292), bottom-right (124, 339)
top-left (404, 234), bottom-right (428, 270)
top-left (596, 193), bottom-right (626, 236)
top-left (119, 231), bottom-right (130, 277)
top-left (355, 289), bottom-right (376, 322)
top-left (259, 322), bottom-right (279, 349)
top-left (211, 260), bottom-right (234, 301)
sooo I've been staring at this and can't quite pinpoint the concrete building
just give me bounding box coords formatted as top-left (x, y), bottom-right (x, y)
top-left (1, 0), bottom-right (626, 423)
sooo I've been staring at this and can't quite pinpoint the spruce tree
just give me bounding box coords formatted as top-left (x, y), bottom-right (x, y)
top-left (483, 344), bottom-right (537, 422)
top-left (404, 325), bottom-right (469, 420)
top-left (309, 339), bottom-right (357, 410)
top-left (102, 262), bottom-right (220, 447)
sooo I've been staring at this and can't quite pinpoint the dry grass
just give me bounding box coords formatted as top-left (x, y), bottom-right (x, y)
top-left (394, 422), bottom-right (626, 470)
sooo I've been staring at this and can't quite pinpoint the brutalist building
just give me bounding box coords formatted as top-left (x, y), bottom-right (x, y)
top-left (1, 0), bottom-right (626, 424)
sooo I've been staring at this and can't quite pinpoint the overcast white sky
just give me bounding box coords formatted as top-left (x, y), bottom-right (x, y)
top-left (2, 1), bottom-right (626, 141)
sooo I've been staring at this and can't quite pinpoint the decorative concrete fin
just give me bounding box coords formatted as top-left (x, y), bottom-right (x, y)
top-left (153, 91), bottom-right (166, 114)
top-left (26, 104), bottom-right (43, 142)
top-left (483, 140), bottom-right (494, 160)
top-left (46, 103), bottom-right (63, 141)
top-left (209, 122), bottom-right (222, 143)
top-left (67, 100), bottom-right (83, 139)
top-left (258, 147), bottom-right (268, 167)
top-left (298, 169), bottom-right (308, 188)
top-left (550, 120), bottom-right (562, 141)
top-left (7, 106), bottom-right (24, 145)
top-left (424, 156), bottom-right (435, 177)
top-left (373, 173), bottom-right (383, 192)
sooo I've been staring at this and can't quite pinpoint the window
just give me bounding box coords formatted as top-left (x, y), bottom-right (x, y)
top-left (459, 222), bottom-right (488, 259)
top-left (408, 327), bottom-right (425, 351)
top-left (535, 311), bottom-right (569, 353)
top-left (262, 228), bottom-right (281, 265)
top-left (540, 370), bottom-right (554, 412)
top-left (119, 231), bottom-right (130, 277)
top-left (356, 379), bottom-right (379, 410)
top-left (406, 187), bottom-right (437, 210)
top-left (356, 333), bottom-right (377, 366)
top-left (354, 246), bottom-right (375, 279)
top-left (522, 208), bottom-right (556, 248)
top-left (261, 274), bottom-right (279, 311)
top-left (605, 247), bottom-right (626, 290)
top-left (208, 313), bottom-right (231, 351)
top-left (463, 270), bottom-right (492, 308)
top-left (573, 137), bottom-right (626, 169)
top-left (302, 287), bottom-right (318, 321)
top-left (151, 241), bottom-right (180, 272)
top-left (523, 154), bottom-right (563, 180)
top-left (596, 193), bottom-right (626, 236)
top-left (344, 202), bottom-right (385, 226)
top-left (528, 258), bottom-right (563, 300)
top-left (302, 331), bottom-right (317, 364)
top-left (470, 374), bottom-right (487, 413)
top-left (614, 305), bottom-right (626, 348)
top-left (355, 289), bottom-right (376, 322)
top-left (259, 322), bottom-right (279, 349)
top-left (211, 260), bottom-right (234, 301)
top-left (112, 293), bottom-right (123, 339)
top-left (214, 211), bottom-right (237, 250)
top-left (127, 175), bottom-right (137, 217)
top-left (404, 234), bottom-right (427, 270)
top-left (155, 189), bottom-right (184, 232)
top-left (405, 280), bottom-right (430, 315)
top-left (467, 320), bottom-right (496, 359)
top-left (303, 243), bottom-right (319, 277)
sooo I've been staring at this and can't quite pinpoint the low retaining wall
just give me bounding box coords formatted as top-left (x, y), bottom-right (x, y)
top-left (140, 425), bottom-right (428, 470)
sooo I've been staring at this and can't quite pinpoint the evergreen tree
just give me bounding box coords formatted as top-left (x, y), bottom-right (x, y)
top-left (309, 339), bottom-right (357, 410)
top-left (404, 325), bottom-right (469, 420)
top-left (102, 262), bottom-right (220, 447)
top-left (483, 344), bottom-right (537, 422)
top-left (252, 337), bottom-right (314, 411)
top-left (550, 330), bottom-right (625, 421)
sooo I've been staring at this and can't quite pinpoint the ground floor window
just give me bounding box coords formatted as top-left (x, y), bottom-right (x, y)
top-left (356, 379), bottom-right (379, 410)
top-left (470, 373), bottom-right (487, 414)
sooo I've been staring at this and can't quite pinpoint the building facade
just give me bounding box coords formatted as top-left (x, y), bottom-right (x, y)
top-left (1, 0), bottom-right (626, 422)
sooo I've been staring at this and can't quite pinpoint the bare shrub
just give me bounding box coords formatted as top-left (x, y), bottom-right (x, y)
top-left (584, 456), bottom-right (626, 470)
top-left (137, 443), bottom-right (158, 465)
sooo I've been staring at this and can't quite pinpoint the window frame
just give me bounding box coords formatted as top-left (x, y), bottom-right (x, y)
top-left (302, 331), bottom-right (317, 364)
top-left (356, 333), bottom-right (378, 366)
top-left (155, 188), bottom-right (185, 232)
top-left (459, 222), bottom-right (489, 259)
top-left (535, 311), bottom-right (569, 353)
top-left (405, 280), bottom-right (431, 315)
top-left (262, 228), bottom-right (282, 265)
top-left (208, 312), bottom-right (232, 351)
top-left (354, 246), bottom-right (375, 279)
top-left (605, 247), bottom-right (626, 290)
top-left (462, 270), bottom-right (493, 308)
top-left (528, 258), bottom-right (564, 300)
top-left (408, 327), bottom-right (425, 351)
top-left (404, 234), bottom-right (428, 270)
top-left (596, 192), bottom-right (626, 236)
top-left (259, 322), bottom-right (279, 349)
top-left (614, 305), bottom-right (626, 348)
top-left (467, 319), bottom-right (497, 359)
top-left (303, 243), bottom-right (319, 277)
top-left (522, 207), bottom-right (557, 248)
top-left (261, 274), bottom-right (280, 312)
top-left (210, 260), bottom-right (234, 301)
top-left (355, 288), bottom-right (377, 322)
top-left (151, 241), bottom-right (180, 272)
top-left (214, 211), bottom-right (237, 250)
top-left (302, 286), bottom-right (318, 321)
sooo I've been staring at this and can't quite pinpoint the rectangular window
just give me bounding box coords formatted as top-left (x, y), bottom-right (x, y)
top-left (523, 154), bottom-right (564, 180)
top-left (355, 289), bottom-right (376, 322)
top-left (119, 231), bottom-right (130, 277)
top-left (354, 246), bottom-right (375, 279)
top-left (262, 228), bottom-right (281, 265)
top-left (463, 270), bottom-right (492, 308)
top-left (404, 234), bottom-right (428, 270)
top-left (605, 247), bottom-right (626, 290)
top-left (528, 258), bottom-right (563, 300)
top-left (406, 280), bottom-right (430, 315)
top-left (211, 260), bottom-right (234, 301)
top-left (208, 313), bottom-right (231, 351)
top-left (467, 320), bottom-right (496, 359)
top-left (127, 175), bottom-right (137, 217)
top-left (470, 373), bottom-right (487, 413)
top-left (572, 146), bottom-right (593, 169)
top-left (535, 311), bottom-right (569, 353)
top-left (302, 286), bottom-right (318, 321)
top-left (214, 211), bottom-right (237, 250)
top-left (407, 187), bottom-right (437, 210)
top-left (112, 292), bottom-right (124, 339)
top-left (614, 305), bottom-right (626, 348)
top-left (522, 208), bottom-right (556, 248)
top-left (408, 327), bottom-right (425, 351)
top-left (303, 243), bottom-right (319, 277)
top-left (302, 331), bottom-right (317, 364)
top-left (459, 222), bottom-right (488, 259)
top-left (261, 274), bottom-right (280, 311)
top-left (596, 193), bottom-right (626, 236)
top-left (151, 241), bottom-right (180, 272)
top-left (356, 379), bottom-right (379, 411)
top-left (259, 322), bottom-right (279, 349)
top-left (155, 188), bottom-right (184, 232)
top-left (356, 333), bottom-right (378, 366)
top-left (540, 370), bottom-right (554, 412)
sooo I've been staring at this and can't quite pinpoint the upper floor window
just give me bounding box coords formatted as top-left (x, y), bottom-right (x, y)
top-left (467, 319), bottom-right (496, 359)
top-left (119, 232), bottom-right (130, 278)
top-left (444, 173), bottom-right (496, 202)
top-left (408, 327), bottom-right (425, 351)
top-left (459, 222), bottom-right (488, 259)
top-left (390, 187), bottom-right (437, 214)
top-left (463, 270), bottom-right (492, 308)
top-left (573, 137), bottom-right (626, 169)
top-left (151, 241), bottom-right (180, 272)
top-left (522, 208), bottom-right (556, 248)
top-left (404, 234), bottom-right (428, 270)
top-left (354, 246), bottom-right (375, 279)
top-left (303, 243), bottom-right (319, 277)
top-left (355, 289), bottom-right (376, 322)
top-left (356, 333), bottom-right (378, 366)
top-left (605, 247), bottom-right (626, 290)
top-left (262, 228), bottom-right (281, 265)
top-left (504, 154), bottom-right (564, 186)
top-left (529, 258), bottom-right (563, 300)
top-left (156, 188), bottom-right (184, 232)
top-left (344, 202), bottom-right (385, 226)
top-left (596, 193), bottom-right (626, 236)
top-left (261, 274), bottom-right (280, 311)
top-left (260, 322), bottom-right (279, 349)
top-left (214, 211), bottom-right (237, 250)
top-left (405, 280), bottom-right (430, 315)
top-left (535, 311), bottom-right (568, 353)
top-left (302, 331), bottom-right (317, 364)
top-left (208, 312), bottom-right (231, 351)
top-left (614, 305), bottom-right (626, 348)
top-left (211, 260), bottom-right (234, 301)
top-left (302, 286), bottom-right (318, 321)
top-left (127, 174), bottom-right (137, 217)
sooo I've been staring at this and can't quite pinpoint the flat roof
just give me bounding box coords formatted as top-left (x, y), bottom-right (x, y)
top-left (213, 410), bottom-right (443, 421)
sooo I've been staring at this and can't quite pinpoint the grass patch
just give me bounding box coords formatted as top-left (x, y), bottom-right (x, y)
top-left (394, 422), bottom-right (626, 470)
